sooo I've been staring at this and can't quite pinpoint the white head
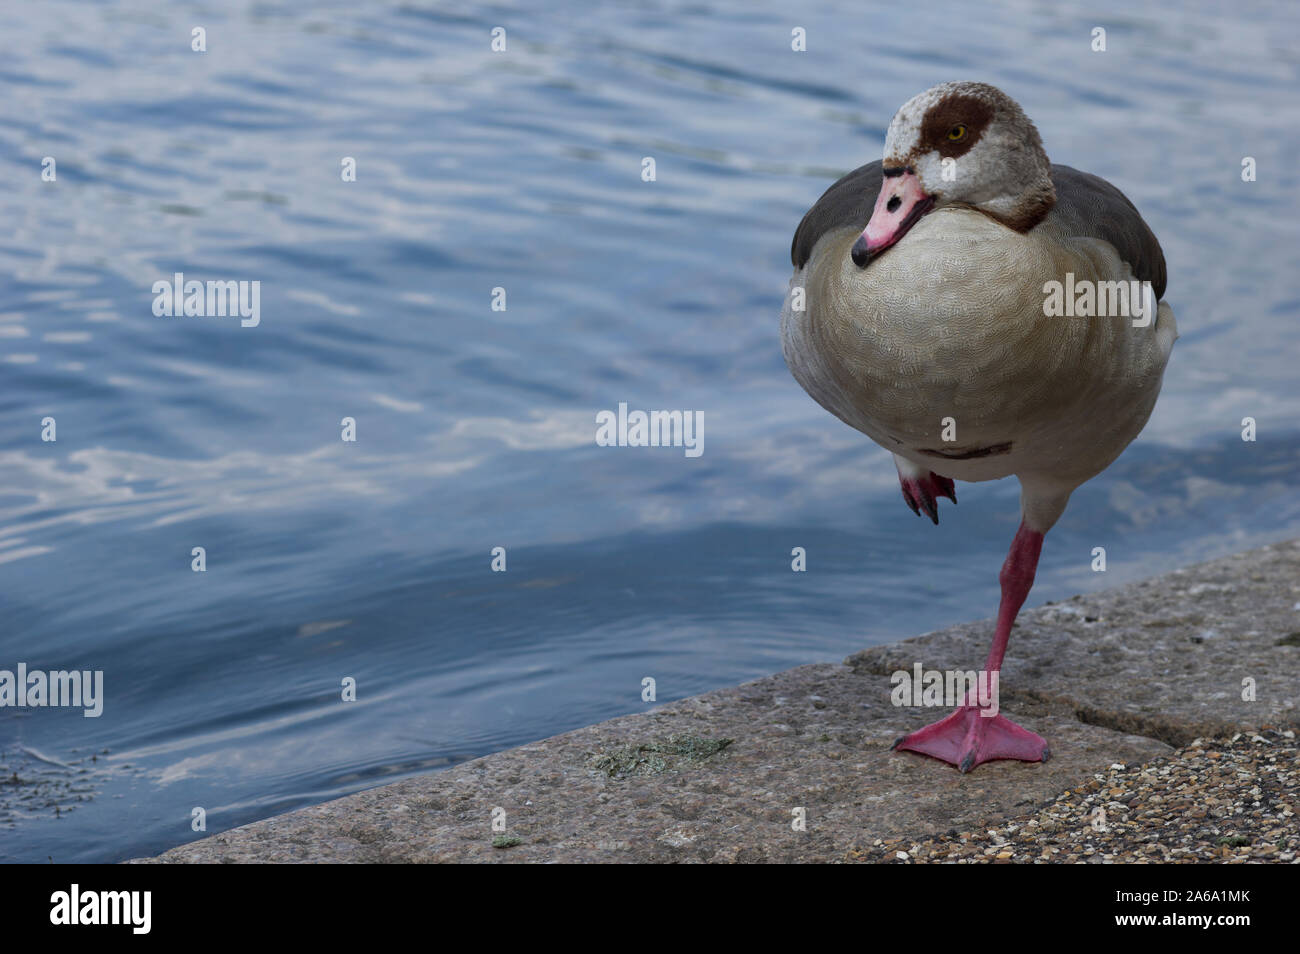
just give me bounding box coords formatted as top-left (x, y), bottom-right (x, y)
top-left (852, 82), bottom-right (1056, 267)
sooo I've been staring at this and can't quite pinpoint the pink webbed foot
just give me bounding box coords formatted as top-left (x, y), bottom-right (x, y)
top-left (898, 471), bottom-right (956, 524)
top-left (892, 704), bottom-right (1050, 773)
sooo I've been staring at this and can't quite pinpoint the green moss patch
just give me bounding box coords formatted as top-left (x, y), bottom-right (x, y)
top-left (589, 734), bottom-right (734, 778)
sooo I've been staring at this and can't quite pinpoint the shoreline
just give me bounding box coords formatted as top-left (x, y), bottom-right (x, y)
top-left (134, 539), bottom-right (1300, 863)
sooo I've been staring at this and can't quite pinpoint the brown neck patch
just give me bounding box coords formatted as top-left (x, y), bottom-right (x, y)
top-left (996, 184), bottom-right (1056, 232)
top-left (919, 94), bottom-right (995, 160)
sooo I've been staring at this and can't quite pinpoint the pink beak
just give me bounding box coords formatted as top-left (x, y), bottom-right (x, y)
top-left (851, 169), bottom-right (935, 267)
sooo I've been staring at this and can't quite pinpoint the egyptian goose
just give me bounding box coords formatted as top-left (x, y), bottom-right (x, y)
top-left (781, 82), bottom-right (1177, 772)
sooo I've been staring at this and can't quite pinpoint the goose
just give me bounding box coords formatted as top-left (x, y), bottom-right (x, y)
top-left (781, 82), bottom-right (1177, 772)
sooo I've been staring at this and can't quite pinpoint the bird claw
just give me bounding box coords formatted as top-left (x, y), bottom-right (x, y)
top-left (898, 471), bottom-right (956, 524)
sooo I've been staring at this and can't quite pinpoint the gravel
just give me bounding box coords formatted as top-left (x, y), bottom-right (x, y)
top-left (854, 729), bottom-right (1299, 863)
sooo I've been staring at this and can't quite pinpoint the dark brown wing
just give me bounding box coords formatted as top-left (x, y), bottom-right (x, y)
top-left (1048, 164), bottom-right (1167, 299)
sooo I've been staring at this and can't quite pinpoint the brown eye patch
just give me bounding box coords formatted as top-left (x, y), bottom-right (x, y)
top-left (920, 94), bottom-right (994, 159)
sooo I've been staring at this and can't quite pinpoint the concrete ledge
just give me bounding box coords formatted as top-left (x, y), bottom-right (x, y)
top-left (135, 540), bottom-right (1300, 863)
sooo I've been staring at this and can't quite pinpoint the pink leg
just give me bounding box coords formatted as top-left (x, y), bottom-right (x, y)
top-left (898, 470), bottom-right (956, 524)
top-left (892, 521), bottom-right (1050, 772)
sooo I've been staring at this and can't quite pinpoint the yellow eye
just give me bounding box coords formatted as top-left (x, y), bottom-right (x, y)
top-left (947, 124), bottom-right (966, 141)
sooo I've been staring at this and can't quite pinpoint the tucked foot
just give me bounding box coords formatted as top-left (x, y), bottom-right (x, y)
top-left (898, 471), bottom-right (956, 524)
top-left (891, 705), bottom-right (1050, 772)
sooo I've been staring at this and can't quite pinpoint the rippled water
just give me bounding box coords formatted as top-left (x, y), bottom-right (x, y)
top-left (2, 0), bottom-right (1298, 862)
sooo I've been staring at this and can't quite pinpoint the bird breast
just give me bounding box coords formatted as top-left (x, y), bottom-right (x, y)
top-left (786, 207), bottom-right (1174, 483)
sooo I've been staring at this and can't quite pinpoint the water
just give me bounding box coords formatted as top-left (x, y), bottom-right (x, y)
top-left (1, 0), bottom-right (1298, 863)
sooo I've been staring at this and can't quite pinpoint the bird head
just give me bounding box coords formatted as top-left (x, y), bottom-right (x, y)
top-left (852, 82), bottom-right (1056, 267)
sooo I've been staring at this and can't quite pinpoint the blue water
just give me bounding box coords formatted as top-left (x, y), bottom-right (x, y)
top-left (2, 0), bottom-right (1298, 862)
